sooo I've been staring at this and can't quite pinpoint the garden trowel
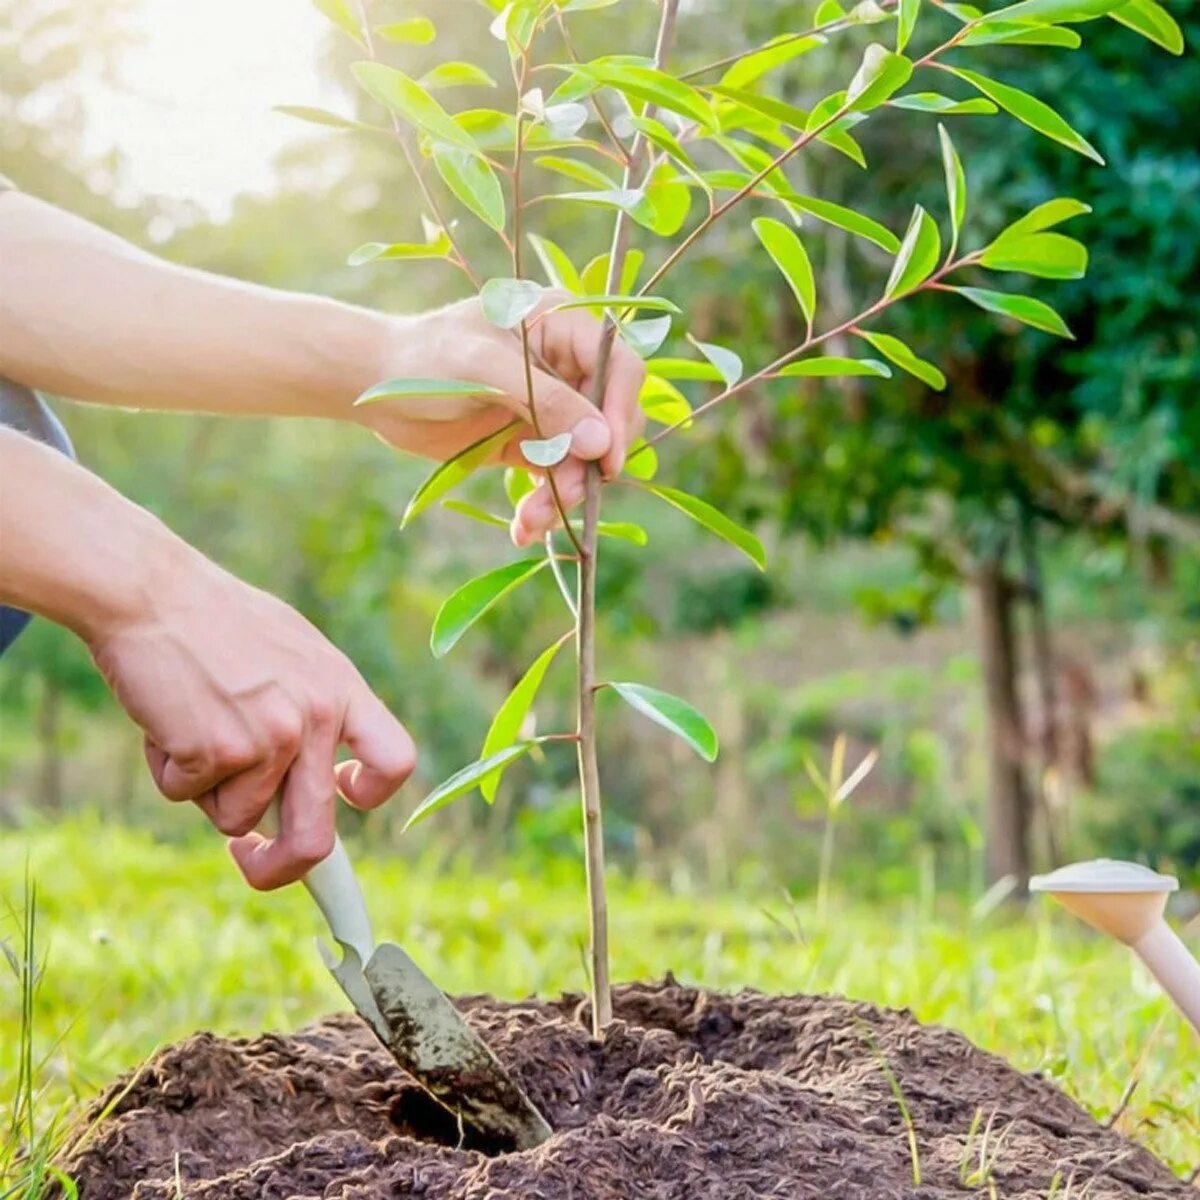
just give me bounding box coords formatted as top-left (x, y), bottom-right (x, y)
top-left (260, 803), bottom-right (552, 1150)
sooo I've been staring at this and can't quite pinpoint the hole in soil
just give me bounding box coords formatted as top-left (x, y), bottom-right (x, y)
top-left (387, 1087), bottom-right (518, 1157)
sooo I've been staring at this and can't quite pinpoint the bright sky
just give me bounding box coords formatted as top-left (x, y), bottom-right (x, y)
top-left (86, 0), bottom-right (339, 217)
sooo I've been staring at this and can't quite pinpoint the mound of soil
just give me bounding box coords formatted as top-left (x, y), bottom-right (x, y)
top-left (64, 980), bottom-right (1188, 1199)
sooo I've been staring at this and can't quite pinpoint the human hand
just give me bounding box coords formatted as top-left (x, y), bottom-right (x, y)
top-left (89, 546), bottom-right (416, 890)
top-left (353, 295), bottom-right (646, 546)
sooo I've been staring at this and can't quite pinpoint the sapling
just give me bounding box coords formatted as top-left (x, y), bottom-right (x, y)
top-left (295, 0), bottom-right (1183, 1036)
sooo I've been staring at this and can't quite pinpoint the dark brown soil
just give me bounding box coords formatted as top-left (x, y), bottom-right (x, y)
top-left (63, 980), bottom-right (1190, 1199)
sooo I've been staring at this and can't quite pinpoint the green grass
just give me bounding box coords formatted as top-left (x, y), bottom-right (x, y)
top-left (1, 816), bottom-right (1197, 1189)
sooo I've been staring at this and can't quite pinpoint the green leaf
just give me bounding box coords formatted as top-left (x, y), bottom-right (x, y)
top-left (626, 116), bottom-right (700, 173)
top-left (897, 0), bottom-right (922, 51)
top-left (778, 357), bottom-right (893, 378)
top-left (709, 85), bottom-right (809, 134)
top-left (785, 194), bottom-right (901, 253)
top-left (689, 336), bottom-right (744, 387)
top-left (480, 636), bottom-right (570, 800)
top-left (639, 376), bottom-right (693, 426)
top-left (351, 62), bottom-right (477, 151)
top-left (720, 34), bottom-right (825, 89)
top-left (815, 0), bottom-right (848, 21)
top-left (647, 358), bottom-right (724, 382)
top-left (889, 92), bottom-right (998, 115)
top-left (608, 683), bottom-right (719, 762)
top-left (974, 0), bottom-right (1125, 25)
top-left (402, 423), bottom-right (518, 527)
top-left (846, 44), bottom-right (914, 112)
top-left (1110, 0), bottom-right (1184, 53)
top-left (597, 521), bottom-right (649, 545)
top-left (356, 378), bottom-right (506, 406)
top-left (953, 286), bottom-right (1073, 337)
top-left (313, 0), bottom-right (364, 44)
top-left (645, 484), bottom-right (767, 569)
top-left (273, 105), bottom-right (378, 131)
top-left (535, 155), bottom-right (616, 189)
top-left (480, 277), bottom-right (545, 328)
top-left (520, 433), bottom-right (573, 467)
top-left (420, 62), bottom-right (498, 90)
top-left (855, 331), bottom-right (946, 389)
top-left (979, 232), bottom-right (1088, 278)
top-left (528, 234), bottom-right (583, 292)
top-left (404, 744), bottom-right (535, 831)
top-left (959, 22), bottom-right (1083, 45)
top-left (569, 60), bottom-right (718, 131)
top-left (376, 17), bottom-right (436, 44)
top-left (620, 316), bottom-right (672, 359)
top-left (580, 250), bottom-right (643, 296)
top-left (432, 144), bottom-right (506, 232)
top-left (753, 217), bottom-right (816, 333)
top-left (441, 499), bottom-right (510, 529)
top-left (431, 559), bottom-right (548, 657)
top-left (551, 187), bottom-right (646, 214)
top-left (944, 67), bottom-right (1103, 164)
top-left (504, 467), bottom-right (536, 507)
top-left (885, 206), bottom-right (941, 298)
top-left (994, 197), bottom-right (1091, 241)
top-left (633, 162), bottom-right (692, 237)
top-left (624, 439), bottom-right (659, 480)
top-left (549, 294), bottom-right (682, 317)
top-left (938, 124), bottom-right (965, 259)
top-left (347, 234), bottom-right (452, 265)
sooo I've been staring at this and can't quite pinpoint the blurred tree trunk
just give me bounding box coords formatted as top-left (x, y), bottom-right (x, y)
top-left (37, 679), bottom-right (63, 813)
top-left (973, 559), bottom-right (1033, 887)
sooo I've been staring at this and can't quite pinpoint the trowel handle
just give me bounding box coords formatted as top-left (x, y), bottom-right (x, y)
top-left (258, 797), bottom-right (375, 966)
top-left (1133, 920), bottom-right (1200, 1036)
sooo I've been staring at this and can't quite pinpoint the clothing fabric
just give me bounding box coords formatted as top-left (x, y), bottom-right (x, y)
top-left (0, 175), bottom-right (78, 652)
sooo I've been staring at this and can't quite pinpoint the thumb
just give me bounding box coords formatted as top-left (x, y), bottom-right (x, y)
top-left (337, 688), bottom-right (418, 810)
top-left (518, 366), bottom-right (612, 462)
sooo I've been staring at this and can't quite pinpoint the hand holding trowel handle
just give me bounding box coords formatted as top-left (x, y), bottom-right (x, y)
top-left (256, 798), bottom-right (553, 1152)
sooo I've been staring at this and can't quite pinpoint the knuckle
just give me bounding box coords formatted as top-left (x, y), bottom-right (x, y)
top-left (265, 709), bottom-right (303, 754)
top-left (292, 827), bottom-right (335, 870)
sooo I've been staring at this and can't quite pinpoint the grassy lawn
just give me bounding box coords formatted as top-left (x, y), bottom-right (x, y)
top-left (2, 816), bottom-right (1197, 1183)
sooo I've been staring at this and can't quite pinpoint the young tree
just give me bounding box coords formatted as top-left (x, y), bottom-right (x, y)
top-left (297, 0), bottom-right (1182, 1030)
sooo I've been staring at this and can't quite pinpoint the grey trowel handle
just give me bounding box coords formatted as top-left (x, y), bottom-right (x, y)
top-left (259, 797), bottom-right (375, 966)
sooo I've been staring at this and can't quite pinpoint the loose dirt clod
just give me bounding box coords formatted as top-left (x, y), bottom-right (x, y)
top-left (63, 980), bottom-right (1190, 1199)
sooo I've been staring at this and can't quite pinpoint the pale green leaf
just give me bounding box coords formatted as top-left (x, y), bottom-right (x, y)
top-left (889, 92), bottom-right (998, 114)
top-left (405, 744), bottom-right (535, 830)
top-left (979, 232), bottom-right (1088, 279)
top-left (480, 277), bottom-right (545, 328)
top-left (959, 22), bottom-right (1083, 45)
top-left (351, 62), bottom-right (476, 151)
top-left (347, 234), bottom-right (452, 265)
top-left (441, 499), bottom-right (510, 529)
top-left (885, 206), bottom-right (941, 298)
top-left (974, 0), bottom-right (1125, 25)
top-left (620, 317), bottom-right (672, 359)
top-left (938, 123), bottom-right (966, 258)
top-left (719, 34), bottom-right (825, 89)
top-left (273, 105), bottom-right (378, 131)
top-left (432, 144), bottom-right (506, 232)
top-left (953, 286), bottom-right (1073, 337)
top-left (993, 197), bottom-right (1091, 240)
top-left (431, 559), bottom-right (548, 657)
top-left (580, 250), bottom-right (643, 296)
top-left (549, 294), bottom-right (682, 317)
top-left (645, 484), bottom-right (767, 569)
top-left (535, 155), bottom-right (615, 189)
top-left (855, 331), bottom-right (946, 389)
top-left (356, 378), bottom-right (505, 406)
top-left (569, 60), bottom-right (718, 131)
top-left (639, 376), bottom-right (693, 426)
top-left (376, 18), bottom-right (436, 44)
top-left (898, 0), bottom-right (922, 51)
top-left (646, 358), bottom-right (725, 382)
top-left (689, 336), bottom-right (744, 387)
top-left (420, 62), bottom-right (498, 90)
top-left (846, 44), bottom-right (914, 112)
top-left (520, 433), bottom-right (573, 467)
top-left (753, 217), bottom-right (816, 332)
top-left (480, 637), bottom-right (570, 800)
top-left (624, 439), bottom-right (659, 479)
top-left (1110, 0), bottom-right (1184, 53)
top-left (402, 423), bottom-right (518, 527)
top-left (778, 357), bottom-right (893, 378)
top-left (528, 234), bottom-right (583, 292)
top-left (608, 683), bottom-right (719, 762)
top-left (944, 67), bottom-right (1103, 163)
top-left (313, 0), bottom-right (364, 44)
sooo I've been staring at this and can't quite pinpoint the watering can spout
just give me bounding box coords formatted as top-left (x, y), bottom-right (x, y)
top-left (1030, 859), bottom-right (1200, 1037)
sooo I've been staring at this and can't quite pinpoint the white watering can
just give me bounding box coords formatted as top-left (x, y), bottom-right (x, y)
top-left (1030, 859), bottom-right (1200, 1036)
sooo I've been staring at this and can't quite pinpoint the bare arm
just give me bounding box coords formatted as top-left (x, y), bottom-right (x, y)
top-left (0, 428), bottom-right (416, 888)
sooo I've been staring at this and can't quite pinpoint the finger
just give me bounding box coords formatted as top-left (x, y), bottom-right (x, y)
top-left (192, 750), bottom-right (294, 838)
top-left (157, 734), bottom-right (259, 803)
top-left (229, 728), bottom-right (337, 890)
top-left (486, 352), bottom-right (611, 464)
top-left (600, 343), bottom-right (647, 479)
top-left (336, 688), bottom-right (417, 810)
top-left (511, 458), bottom-right (586, 547)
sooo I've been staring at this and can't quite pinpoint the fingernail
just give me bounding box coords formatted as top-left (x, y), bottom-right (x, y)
top-left (570, 416), bottom-right (610, 460)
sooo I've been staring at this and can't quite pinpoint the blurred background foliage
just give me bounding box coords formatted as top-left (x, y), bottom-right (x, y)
top-left (1, 0), bottom-right (1198, 905)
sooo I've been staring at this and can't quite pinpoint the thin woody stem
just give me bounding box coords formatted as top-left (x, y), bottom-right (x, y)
top-left (634, 256), bottom-right (971, 454)
top-left (576, 0), bottom-right (681, 1038)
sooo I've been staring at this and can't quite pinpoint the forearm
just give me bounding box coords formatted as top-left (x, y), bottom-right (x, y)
top-left (0, 427), bottom-right (192, 643)
top-left (0, 192), bottom-right (397, 420)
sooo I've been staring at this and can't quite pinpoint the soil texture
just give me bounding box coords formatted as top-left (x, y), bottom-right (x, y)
top-left (63, 979), bottom-right (1192, 1199)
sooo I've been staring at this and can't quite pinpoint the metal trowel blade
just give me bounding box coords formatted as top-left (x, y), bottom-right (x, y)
top-left (319, 939), bottom-right (552, 1151)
